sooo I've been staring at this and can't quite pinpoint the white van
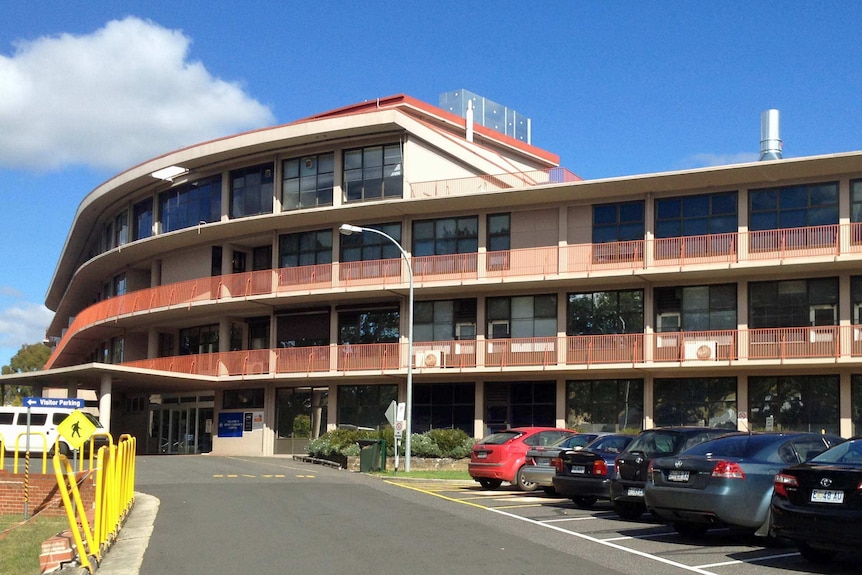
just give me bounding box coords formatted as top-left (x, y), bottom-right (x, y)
top-left (0, 406), bottom-right (106, 455)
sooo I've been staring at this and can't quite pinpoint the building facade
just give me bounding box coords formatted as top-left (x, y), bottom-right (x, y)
top-left (19, 94), bottom-right (862, 455)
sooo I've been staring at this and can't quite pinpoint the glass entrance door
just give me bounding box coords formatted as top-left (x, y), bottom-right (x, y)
top-left (152, 403), bottom-right (214, 454)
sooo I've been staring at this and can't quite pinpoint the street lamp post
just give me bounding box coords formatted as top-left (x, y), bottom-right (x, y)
top-left (339, 224), bottom-right (414, 472)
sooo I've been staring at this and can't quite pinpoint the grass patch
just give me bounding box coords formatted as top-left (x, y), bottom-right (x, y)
top-left (373, 469), bottom-right (472, 480)
top-left (0, 515), bottom-right (70, 575)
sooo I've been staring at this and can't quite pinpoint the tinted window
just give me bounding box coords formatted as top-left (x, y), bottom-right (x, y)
top-left (479, 431), bottom-right (521, 445)
top-left (52, 413), bottom-right (69, 425)
top-left (588, 435), bottom-right (632, 454)
top-left (0, 412), bottom-right (14, 424)
top-left (811, 439), bottom-right (862, 464)
top-left (627, 431), bottom-right (683, 457)
top-left (28, 414), bottom-right (47, 426)
top-left (682, 434), bottom-right (770, 458)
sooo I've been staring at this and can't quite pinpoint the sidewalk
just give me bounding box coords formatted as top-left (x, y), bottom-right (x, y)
top-left (59, 493), bottom-right (159, 575)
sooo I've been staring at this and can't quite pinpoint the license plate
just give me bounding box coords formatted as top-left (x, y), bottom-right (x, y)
top-left (668, 470), bottom-right (689, 482)
top-left (811, 489), bottom-right (844, 503)
top-left (536, 457), bottom-right (550, 466)
top-left (627, 487), bottom-right (644, 497)
top-left (477, 452), bottom-right (487, 459)
top-left (571, 465), bottom-right (585, 474)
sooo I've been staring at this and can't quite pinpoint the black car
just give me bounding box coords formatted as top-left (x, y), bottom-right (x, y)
top-left (611, 427), bottom-right (733, 520)
top-left (771, 437), bottom-right (862, 563)
top-left (552, 433), bottom-right (634, 507)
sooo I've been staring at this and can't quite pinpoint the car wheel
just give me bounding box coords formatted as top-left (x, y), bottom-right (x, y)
top-left (542, 486), bottom-right (557, 496)
top-left (613, 500), bottom-right (645, 520)
top-left (478, 478), bottom-right (502, 490)
top-left (516, 466), bottom-right (538, 492)
top-left (571, 496), bottom-right (597, 508)
top-left (673, 522), bottom-right (709, 538)
top-left (797, 542), bottom-right (836, 564)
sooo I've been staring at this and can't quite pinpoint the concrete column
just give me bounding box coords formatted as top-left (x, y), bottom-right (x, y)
top-left (737, 375), bottom-right (750, 432)
top-left (100, 374), bottom-right (112, 432)
top-left (474, 380), bottom-right (485, 438)
top-left (840, 372), bottom-right (852, 438)
top-left (67, 382), bottom-right (78, 400)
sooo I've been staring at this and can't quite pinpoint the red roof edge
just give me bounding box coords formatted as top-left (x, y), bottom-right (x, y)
top-left (296, 94), bottom-right (560, 165)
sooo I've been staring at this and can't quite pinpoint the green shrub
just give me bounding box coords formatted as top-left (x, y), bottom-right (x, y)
top-left (307, 427), bottom-right (475, 459)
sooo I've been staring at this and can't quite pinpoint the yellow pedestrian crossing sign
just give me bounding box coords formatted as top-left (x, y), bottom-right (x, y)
top-left (57, 410), bottom-right (98, 450)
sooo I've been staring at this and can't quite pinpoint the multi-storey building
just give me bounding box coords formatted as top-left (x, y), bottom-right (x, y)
top-left (20, 94), bottom-right (862, 455)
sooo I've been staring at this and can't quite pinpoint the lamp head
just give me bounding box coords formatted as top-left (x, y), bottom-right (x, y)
top-left (339, 224), bottom-right (363, 236)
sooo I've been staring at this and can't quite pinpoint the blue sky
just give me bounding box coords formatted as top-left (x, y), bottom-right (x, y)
top-left (1, 2), bottom-right (861, 368)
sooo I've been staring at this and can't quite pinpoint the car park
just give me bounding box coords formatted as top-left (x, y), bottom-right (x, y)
top-left (469, 427), bottom-right (575, 491)
top-left (521, 432), bottom-right (600, 495)
top-left (611, 427), bottom-right (732, 520)
top-left (771, 437), bottom-right (862, 563)
top-left (645, 431), bottom-right (843, 537)
top-left (551, 433), bottom-right (634, 507)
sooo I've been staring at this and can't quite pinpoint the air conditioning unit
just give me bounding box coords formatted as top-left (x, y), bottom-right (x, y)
top-left (656, 312), bottom-right (681, 333)
top-left (414, 350), bottom-right (443, 368)
top-left (683, 340), bottom-right (717, 361)
top-left (809, 329), bottom-right (834, 343)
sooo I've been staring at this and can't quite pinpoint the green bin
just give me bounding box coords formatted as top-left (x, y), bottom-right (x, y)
top-left (358, 438), bottom-right (386, 472)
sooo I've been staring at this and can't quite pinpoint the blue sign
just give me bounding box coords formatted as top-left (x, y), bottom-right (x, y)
top-left (23, 397), bottom-right (85, 409)
top-left (217, 412), bottom-right (244, 438)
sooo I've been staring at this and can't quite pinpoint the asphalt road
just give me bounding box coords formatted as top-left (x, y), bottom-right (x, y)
top-left (134, 456), bottom-right (625, 575)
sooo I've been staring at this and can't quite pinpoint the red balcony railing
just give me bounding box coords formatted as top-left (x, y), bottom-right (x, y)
top-left (46, 223), bottom-right (862, 369)
top-left (116, 326), bottom-right (862, 378)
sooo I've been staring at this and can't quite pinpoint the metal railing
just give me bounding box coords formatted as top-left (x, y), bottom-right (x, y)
top-left (53, 434), bottom-right (135, 574)
top-left (116, 325), bottom-right (862, 378)
top-left (46, 222), bottom-right (862, 369)
top-left (410, 167), bottom-right (582, 198)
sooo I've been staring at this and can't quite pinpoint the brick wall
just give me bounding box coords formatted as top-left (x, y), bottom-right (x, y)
top-left (0, 469), bottom-right (95, 517)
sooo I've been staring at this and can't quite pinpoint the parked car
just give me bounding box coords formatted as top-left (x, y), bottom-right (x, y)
top-left (521, 433), bottom-right (601, 495)
top-left (645, 432), bottom-right (843, 537)
top-left (469, 427), bottom-right (575, 491)
top-left (611, 427), bottom-right (733, 520)
top-left (0, 405), bottom-right (108, 455)
top-left (771, 437), bottom-right (862, 563)
top-left (552, 433), bottom-right (635, 507)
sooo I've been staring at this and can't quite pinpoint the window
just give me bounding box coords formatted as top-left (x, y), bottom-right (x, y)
top-left (749, 375), bottom-right (838, 434)
top-left (487, 213), bottom-right (511, 270)
top-left (114, 210), bottom-right (128, 248)
top-left (487, 295), bottom-right (556, 339)
top-left (654, 284), bottom-right (736, 331)
top-left (592, 201), bottom-right (644, 243)
top-left (655, 192), bottom-right (737, 238)
top-left (110, 337), bottom-right (124, 364)
top-left (179, 324), bottom-right (219, 355)
top-left (132, 198), bottom-right (153, 240)
top-left (337, 384), bottom-right (398, 428)
top-left (113, 273), bottom-right (127, 297)
top-left (484, 381), bottom-right (555, 432)
top-left (223, 388), bottom-right (264, 409)
top-left (413, 217), bottom-right (478, 256)
top-left (567, 290), bottom-right (643, 335)
top-left (279, 230), bottom-right (332, 268)
top-left (343, 144), bottom-right (402, 202)
top-left (654, 377), bottom-right (737, 429)
top-left (413, 382), bottom-right (475, 435)
top-left (283, 153), bottom-right (334, 210)
top-left (277, 311), bottom-right (329, 348)
top-left (749, 182), bottom-right (838, 231)
top-left (340, 223), bottom-right (401, 262)
top-left (247, 318), bottom-right (270, 350)
top-left (230, 163), bottom-right (274, 218)
top-left (414, 299), bottom-right (477, 342)
top-left (566, 379), bottom-right (644, 432)
top-left (338, 307), bottom-right (399, 344)
top-left (159, 175), bottom-right (222, 233)
top-left (252, 245), bottom-right (272, 271)
top-left (211, 246), bottom-right (223, 276)
top-left (749, 277), bottom-right (837, 328)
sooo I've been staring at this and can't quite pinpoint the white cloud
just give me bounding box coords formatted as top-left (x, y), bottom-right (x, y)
top-left (0, 302), bottom-right (53, 349)
top-left (680, 152), bottom-right (760, 169)
top-left (0, 17), bottom-right (275, 171)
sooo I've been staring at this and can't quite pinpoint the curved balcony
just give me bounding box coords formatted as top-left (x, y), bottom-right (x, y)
top-left (118, 326), bottom-right (862, 379)
top-left (46, 222), bottom-right (862, 369)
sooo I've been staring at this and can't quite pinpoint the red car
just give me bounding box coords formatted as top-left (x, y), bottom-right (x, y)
top-left (469, 427), bottom-right (576, 491)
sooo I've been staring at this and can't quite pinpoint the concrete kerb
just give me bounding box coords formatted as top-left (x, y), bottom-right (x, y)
top-left (56, 492), bottom-right (159, 575)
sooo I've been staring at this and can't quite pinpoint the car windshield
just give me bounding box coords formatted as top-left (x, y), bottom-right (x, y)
top-left (810, 439), bottom-right (862, 464)
top-left (556, 434), bottom-right (592, 449)
top-left (627, 431), bottom-right (684, 457)
top-left (683, 434), bottom-right (775, 458)
top-left (478, 431), bottom-right (522, 445)
top-left (587, 435), bottom-right (631, 454)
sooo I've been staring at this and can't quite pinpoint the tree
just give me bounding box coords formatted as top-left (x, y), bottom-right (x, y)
top-left (1, 342), bottom-right (52, 405)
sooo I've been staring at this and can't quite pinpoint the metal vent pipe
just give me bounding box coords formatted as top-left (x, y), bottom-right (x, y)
top-left (760, 109), bottom-right (782, 160)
